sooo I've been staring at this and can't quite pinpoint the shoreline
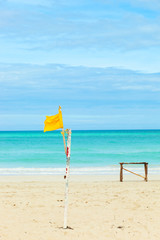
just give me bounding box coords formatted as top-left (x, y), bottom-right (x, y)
top-left (0, 164), bottom-right (160, 176)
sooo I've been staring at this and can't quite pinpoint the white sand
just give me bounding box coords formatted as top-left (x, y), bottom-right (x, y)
top-left (0, 175), bottom-right (160, 240)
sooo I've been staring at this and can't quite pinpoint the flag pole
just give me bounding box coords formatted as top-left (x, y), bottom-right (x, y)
top-left (62, 128), bottom-right (67, 155)
top-left (63, 129), bottom-right (71, 229)
top-left (59, 105), bottom-right (66, 155)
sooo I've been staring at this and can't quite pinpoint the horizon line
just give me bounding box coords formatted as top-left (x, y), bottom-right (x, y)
top-left (0, 129), bottom-right (160, 132)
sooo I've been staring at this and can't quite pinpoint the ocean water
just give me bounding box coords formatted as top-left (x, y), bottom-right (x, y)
top-left (0, 130), bottom-right (160, 175)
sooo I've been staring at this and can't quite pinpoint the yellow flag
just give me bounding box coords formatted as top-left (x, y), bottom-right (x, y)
top-left (44, 106), bottom-right (63, 132)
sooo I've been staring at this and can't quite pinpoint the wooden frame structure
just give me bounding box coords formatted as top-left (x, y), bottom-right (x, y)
top-left (120, 162), bottom-right (148, 182)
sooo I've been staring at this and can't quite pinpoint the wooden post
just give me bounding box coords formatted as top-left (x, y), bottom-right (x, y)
top-left (62, 128), bottom-right (67, 155)
top-left (144, 163), bottom-right (148, 182)
top-left (63, 129), bottom-right (71, 229)
top-left (120, 163), bottom-right (123, 182)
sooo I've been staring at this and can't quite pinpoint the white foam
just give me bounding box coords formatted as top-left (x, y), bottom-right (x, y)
top-left (0, 165), bottom-right (159, 175)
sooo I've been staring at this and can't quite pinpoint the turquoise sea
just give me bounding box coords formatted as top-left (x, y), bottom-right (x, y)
top-left (0, 130), bottom-right (160, 175)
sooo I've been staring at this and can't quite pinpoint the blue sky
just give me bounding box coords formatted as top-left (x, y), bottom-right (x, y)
top-left (0, 0), bottom-right (160, 130)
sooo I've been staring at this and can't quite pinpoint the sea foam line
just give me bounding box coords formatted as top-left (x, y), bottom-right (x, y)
top-left (0, 166), bottom-right (159, 175)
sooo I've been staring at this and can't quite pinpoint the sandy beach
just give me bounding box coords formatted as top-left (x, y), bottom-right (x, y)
top-left (0, 175), bottom-right (160, 240)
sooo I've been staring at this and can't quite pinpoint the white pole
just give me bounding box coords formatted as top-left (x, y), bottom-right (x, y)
top-left (63, 129), bottom-right (71, 229)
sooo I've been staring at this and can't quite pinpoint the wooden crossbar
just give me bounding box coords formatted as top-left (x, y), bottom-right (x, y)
top-left (120, 162), bottom-right (148, 182)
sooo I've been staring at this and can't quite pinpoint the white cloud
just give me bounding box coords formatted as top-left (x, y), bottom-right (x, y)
top-left (7, 0), bottom-right (52, 7)
top-left (0, 0), bottom-right (160, 52)
top-left (116, 85), bottom-right (160, 91)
